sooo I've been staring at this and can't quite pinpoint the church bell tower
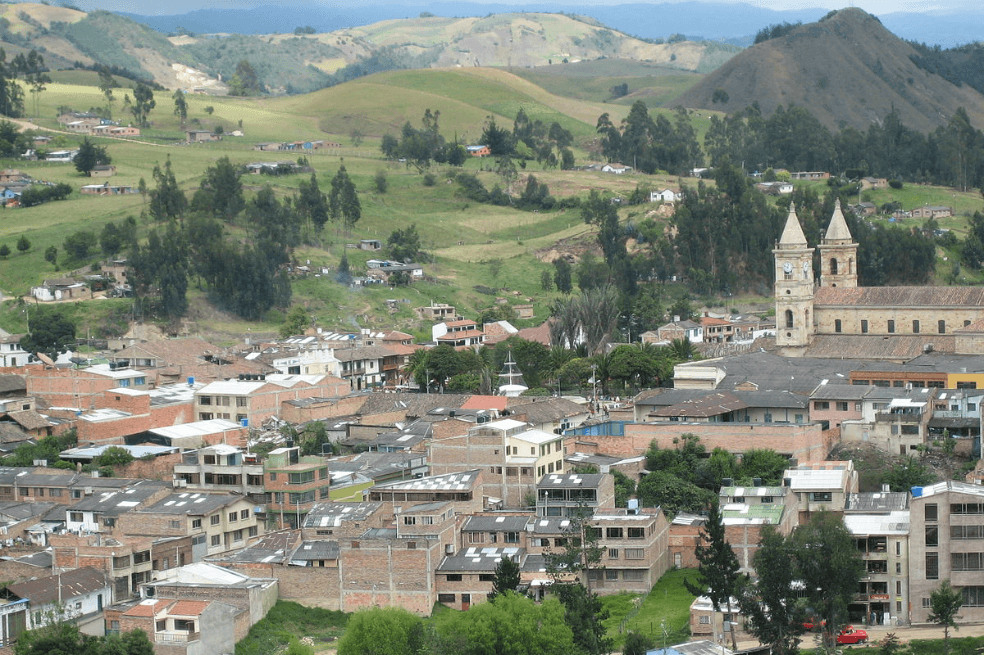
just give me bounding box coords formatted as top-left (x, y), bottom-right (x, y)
top-left (774, 203), bottom-right (815, 348)
top-left (819, 198), bottom-right (858, 288)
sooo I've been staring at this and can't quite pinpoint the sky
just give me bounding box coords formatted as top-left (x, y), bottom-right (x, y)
top-left (71, 0), bottom-right (979, 16)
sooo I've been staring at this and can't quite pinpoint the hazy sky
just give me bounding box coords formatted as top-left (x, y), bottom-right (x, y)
top-left (73, 0), bottom-right (977, 16)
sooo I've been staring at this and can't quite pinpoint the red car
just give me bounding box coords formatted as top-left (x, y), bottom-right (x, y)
top-left (837, 626), bottom-right (868, 645)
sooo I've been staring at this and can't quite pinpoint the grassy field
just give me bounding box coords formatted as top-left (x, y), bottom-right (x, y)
top-left (601, 568), bottom-right (698, 651)
top-left (1, 68), bottom-right (982, 341)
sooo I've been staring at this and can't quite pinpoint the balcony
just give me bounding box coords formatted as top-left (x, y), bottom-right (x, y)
top-left (155, 632), bottom-right (200, 644)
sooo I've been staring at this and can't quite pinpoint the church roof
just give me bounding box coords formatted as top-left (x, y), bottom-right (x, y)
top-left (804, 334), bottom-right (956, 359)
top-left (824, 199), bottom-right (854, 243)
top-left (815, 286), bottom-right (984, 307)
top-left (777, 203), bottom-right (808, 248)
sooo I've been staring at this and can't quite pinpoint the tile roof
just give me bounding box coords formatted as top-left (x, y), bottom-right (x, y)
top-left (814, 286), bottom-right (984, 307)
top-left (805, 334), bottom-right (956, 359)
top-left (168, 600), bottom-right (210, 616)
top-left (124, 598), bottom-right (167, 617)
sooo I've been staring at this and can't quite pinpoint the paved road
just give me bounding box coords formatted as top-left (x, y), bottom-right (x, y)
top-left (734, 621), bottom-right (984, 650)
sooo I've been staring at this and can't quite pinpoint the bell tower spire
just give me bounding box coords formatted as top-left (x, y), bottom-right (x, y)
top-left (774, 203), bottom-right (815, 349)
top-left (819, 198), bottom-right (858, 288)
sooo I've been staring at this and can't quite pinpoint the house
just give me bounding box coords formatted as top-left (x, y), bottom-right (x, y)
top-left (432, 320), bottom-right (485, 349)
top-left (0, 331), bottom-right (30, 367)
top-left (359, 239), bottom-right (382, 251)
top-left (31, 277), bottom-right (88, 302)
top-left (3, 566), bottom-right (110, 631)
top-left (789, 171), bottom-right (830, 180)
top-left (650, 189), bottom-right (681, 203)
top-left (466, 145), bottom-right (490, 157)
top-left (115, 597), bottom-right (246, 655)
top-left (186, 130), bottom-right (219, 143)
top-left (911, 205), bottom-right (953, 219)
top-left (416, 303), bottom-right (461, 322)
top-left (701, 315), bottom-right (735, 343)
top-left (89, 164), bottom-right (117, 178)
top-left (601, 163), bottom-right (631, 174)
top-left (755, 181), bottom-right (793, 195)
top-left (80, 183), bottom-right (136, 195)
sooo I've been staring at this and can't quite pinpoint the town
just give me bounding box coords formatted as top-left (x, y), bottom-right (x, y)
top-left (0, 198), bottom-right (982, 653)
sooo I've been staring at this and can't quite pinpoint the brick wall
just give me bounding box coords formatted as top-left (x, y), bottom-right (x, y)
top-left (575, 422), bottom-right (831, 463)
top-left (116, 453), bottom-right (184, 481)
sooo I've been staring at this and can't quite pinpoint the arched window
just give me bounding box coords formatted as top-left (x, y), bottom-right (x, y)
top-left (835, 319), bottom-right (842, 333)
top-left (785, 310), bottom-right (794, 329)
top-left (830, 258), bottom-right (838, 275)
top-left (849, 258), bottom-right (854, 274)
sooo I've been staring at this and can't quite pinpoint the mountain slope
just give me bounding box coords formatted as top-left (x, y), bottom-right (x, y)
top-left (669, 8), bottom-right (984, 133)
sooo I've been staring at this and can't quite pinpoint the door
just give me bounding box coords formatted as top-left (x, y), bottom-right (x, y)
top-left (462, 594), bottom-right (471, 611)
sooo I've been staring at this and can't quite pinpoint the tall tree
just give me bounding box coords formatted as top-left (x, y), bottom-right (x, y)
top-left (928, 579), bottom-right (964, 655)
top-left (191, 156), bottom-right (244, 220)
top-left (738, 527), bottom-right (805, 655)
top-left (685, 501), bottom-right (741, 649)
top-left (228, 59), bottom-right (263, 96)
top-left (130, 83), bottom-right (155, 127)
top-left (328, 165), bottom-right (361, 231)
top-left (296, 173), bottom-right (329, 231)
top-left (74, 137), bottom-right (111, 176)
top-left (149, 158), bottom-right (188, 222)
top-left (487, 554), bottom-right (522, 601)
top-left (436, 593), bottom-right (576, 655)
top-left (338, 606), bottom-right (424, 655)
top-left (97, 65), bottom-right (115, 118)
top-left (172, 89), bottom-right (188, 125)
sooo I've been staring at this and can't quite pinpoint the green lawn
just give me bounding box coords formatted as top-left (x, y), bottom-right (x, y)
top-left (601, 567), bottom-right (698, 651)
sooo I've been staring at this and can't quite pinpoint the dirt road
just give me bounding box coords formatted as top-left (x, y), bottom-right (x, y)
top-left (734, 621), bottom-right (984, 650)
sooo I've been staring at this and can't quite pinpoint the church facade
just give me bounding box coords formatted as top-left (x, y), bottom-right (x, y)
top-left (774, 200), bottom-right (984, 358)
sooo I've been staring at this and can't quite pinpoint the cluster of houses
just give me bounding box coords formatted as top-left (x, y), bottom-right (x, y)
top-left (57, 113), bottom-right (141, 138)
top-left (5, 203), bottom-right (984, 651)
top-left (252, 140), bottom-right (339, 152)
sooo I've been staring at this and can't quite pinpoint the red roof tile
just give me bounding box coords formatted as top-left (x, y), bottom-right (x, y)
top-left (168, 600), bottom-right (210, 616)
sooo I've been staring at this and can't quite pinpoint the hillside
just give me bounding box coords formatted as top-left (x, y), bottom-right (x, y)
top-left (670, 8), bottom-right (984, 133)
top-left (0, 4), bottom-right (736, 96)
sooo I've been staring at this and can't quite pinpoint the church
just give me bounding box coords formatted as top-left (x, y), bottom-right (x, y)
top-left (774, 200), bottom-right (984, 358)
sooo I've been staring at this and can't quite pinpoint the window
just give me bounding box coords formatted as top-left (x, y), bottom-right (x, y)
top-left (785, 310), bottom-right (793, 328)
top-left (210, 535), bottom-right (221, 547)
top-left (925, 504), bottom-right (938, 522)
top-left (951, 525), bottom-right (984, 540)
top-left (623, 570), bottom-right (645, 581)
top-left (505, 532), bottom-right (520, 544)
top-left (199, 396), bottom-right (212, 405)
top-left (939, 320), bottom-right (946, 334)
top-left (836, 402), bottom-right (849, 412)
top-left (211, 515), bottom-right (221, 525)
top-left (830, 258), bottom-right (838, 275)
top-left (609, 548), bottom-right (619, 559)
top-left (699, 616), bottom-right (711, 625)
top-left (241, 509), bottom-right (249, 519)
top-left (810, 492), bottom-right (832, 502)
top-left (913, 320), bottom-right (920, 334)
top-left (70, 511), bottom-right (83, 522)
top-left (861, 320), bottom-right (869, 334)
top-left (952, 503), bottom-right (984, 514)
top-left (169, 520), bottom-right (181, 529)
top-left (887, 320), bottom-right (895, 333)
top-left (403, 516), bottom-right (416, 526)
top-left (606, 569), bottom-right (619, 580)
top-left (926, 552), bottom-right (939, 580)
top-left (925, 525), bottom-right (939, 547)
top-left (438, 594), bottom-right (456, 603)
top-left (233, 529), bottom-right (244, 542)
top-left (468, 532), bottom-right (485, 544)
top-left (922, 598), bottom-right (932, 608)
top-left (952, 552), bottom-right (984, 571)
top-left (446, 574), bottom-right (462, 582)
top-left (49, 488), bottom-right (61, 497)
top-left (237, 396), bottom-right (248, 407)
top-left (199, 412), bottom-right (213, 421)
top-left (897, 581), bottom-right (902, 595)
top-left (607, 528), bottom-right (623, 538)
top-left (627, 527), bottom-right (645, 539)
top-left (478, 573), bottom-right (495, 582)
top-left (625, 548), bottom-right (645, 559)
top-left (963, 587), bottom-right (984, 607)
top-left (814, 401), bottom-right (830, 410)
top-left (174, 619), bottom-right (195, 632)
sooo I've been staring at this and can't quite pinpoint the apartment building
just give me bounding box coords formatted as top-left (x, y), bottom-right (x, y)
top-left (910, 481), bottom-right (984, 624)
top-left (173, 445), bottom-right (266, 501)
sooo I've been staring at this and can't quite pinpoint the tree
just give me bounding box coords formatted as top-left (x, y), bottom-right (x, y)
top-left (130, 83), bottom-right (155, 127)
top-left (63, 230), bottom-right (98, 260)
top-left (487, 554), bottom-right (522, 601)
top-left (481, 116), bottom-right (513, 156)
top-left (337, 606), bottom-right (424, 655)
top-left (229, 60), bottom-right (263, 96)
top-left (350, 129), bottom-right (364, 146)
top-left (280, 305), bottom-right (310, 338)
top-left (172, 89), bottom-right (188, 125)
top-left (0, 243), bottom-right (8, 259)
top-left (19, 308), bottom-right (75, 360)
top-left (95, 446), bottom-right (134, 468)
top-left (149, 158), bottom-right (187, 222)
top-left (44, 245), bottom-right (57, 268)
top-left (436, 593), bottom-right (576, 655)
top-left (792, 510), bottom-right (865, 646)
top-left (638, 470), bottom-right (713, 517)
top-left (204, 105), bottom-right (214, 116)
top-left (685, 501), bottom-right (741, 649)
top-left (74, 137), bottom-right (111, 176)
top-left (928, 579), bottom-right (963, 655)
top-left (328, 165), bottom-right (361, 231)
top-left (545, 507), bottom-right (604, 593)
top-left (97, 65), bottom-right (115, 118)
top-left (738, 527), bottom-right (805, 655)
top-left (553, 258), bottom-right (573, 294)
top-left (388, 224), bottom-right (422, 263)
top-left (551, 582), bottom-right (612, 655)
top-left (192, 156), bottom-right (244, 220)
top-left (624, 632), bottom-right (656, 655)
top-left (374, 169), bottom-right (387, 193)
top-left (296, 173), bottom-right (330, 231)
top-left (16, 235), bottom-right (29, 254)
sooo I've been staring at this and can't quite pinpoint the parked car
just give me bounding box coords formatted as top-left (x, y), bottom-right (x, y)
top-left (837, 626), bottom-right (868, 645)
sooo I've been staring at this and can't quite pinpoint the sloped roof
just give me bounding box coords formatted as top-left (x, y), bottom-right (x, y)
top-left (6, 566), bottom-right (106, 604)
top-left (815, 285), bottom-right (984, 307)
top-left (805, 334), bottom-right (956, 359)
top-left (824, 198), bottom-right (854, 242)
top-left (777, 203), bottom-right (808, 248)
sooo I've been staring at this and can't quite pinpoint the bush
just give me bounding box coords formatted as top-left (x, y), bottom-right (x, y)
top-left (422, 173), bottom-right (436, 187)
top-left (889, 179), bottom-right (903, 189)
